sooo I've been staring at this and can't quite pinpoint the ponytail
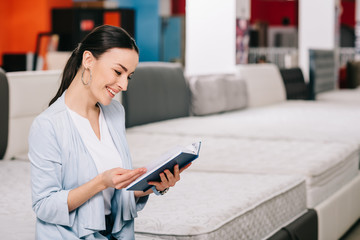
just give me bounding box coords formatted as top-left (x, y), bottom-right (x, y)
top-left (48, 25), bottom-right (138, 106)
top-left (49, 46), bottom-right (81, 106)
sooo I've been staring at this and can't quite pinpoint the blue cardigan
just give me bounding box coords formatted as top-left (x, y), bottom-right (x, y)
top-left (28, 92), bottom-right (148, 239)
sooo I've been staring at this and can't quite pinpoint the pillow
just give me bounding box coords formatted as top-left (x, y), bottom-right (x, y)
top-left (236, 63), bottom-right (286, 107)
top-left (188, 74), bottom-right (247, 116)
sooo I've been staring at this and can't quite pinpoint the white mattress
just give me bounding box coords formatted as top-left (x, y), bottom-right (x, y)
top-left (135, 172), bottom-right (306, 240)
top-left (0, 160), bottom-right (35, 240)
top-left (127, 132), bottom-right (359, 207)
top-left (317, 89), bottom-right (360, 106)
top-left (127, 100), bottom-right (360, 144)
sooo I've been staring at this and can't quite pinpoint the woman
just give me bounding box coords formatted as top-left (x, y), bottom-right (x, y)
top-left (29, 25), bottom-right (189, 240)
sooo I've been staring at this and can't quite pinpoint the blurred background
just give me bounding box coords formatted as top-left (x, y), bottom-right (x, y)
top-left (0, 0), bottom-right (357, 84)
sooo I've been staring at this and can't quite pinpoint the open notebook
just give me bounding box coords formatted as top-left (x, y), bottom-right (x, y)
top-left (126, 141), bottom-right (201, 192)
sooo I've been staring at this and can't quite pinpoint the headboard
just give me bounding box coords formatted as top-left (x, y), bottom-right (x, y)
top-left (5, 70), bottom-right (62, 160)
top-left (309, 49), bottom-right (336, 100)
top-left (279, 67), bottom-right (309, 100)
top-left (0, 68), bottom-right (9, 159)
top-left (123, 62), bottom-right (190, 128)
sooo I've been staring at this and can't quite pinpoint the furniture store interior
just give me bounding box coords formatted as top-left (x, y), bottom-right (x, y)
top-left (1, 0), bottom-right (360, 239)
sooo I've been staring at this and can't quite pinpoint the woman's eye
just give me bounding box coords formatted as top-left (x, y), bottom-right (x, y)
top-left (128, 74), bottom-right (133, 80)
top-left (114, 70), bottom-right (121, 76)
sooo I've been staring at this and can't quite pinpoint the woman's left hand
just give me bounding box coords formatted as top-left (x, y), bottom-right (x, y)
top-left (149, 163), bottom-right (190, 191)
top-left (134, 163), bottom-right (191, 198)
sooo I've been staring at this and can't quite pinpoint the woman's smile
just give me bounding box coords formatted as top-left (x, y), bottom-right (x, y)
top-left (106, 86), bottom-right (117, 98)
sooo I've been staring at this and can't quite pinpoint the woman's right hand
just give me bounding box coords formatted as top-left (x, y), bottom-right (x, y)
top-left (100, 167), bottom-right (147, 190)
top-left (68, 167), bottom-right (146, 212)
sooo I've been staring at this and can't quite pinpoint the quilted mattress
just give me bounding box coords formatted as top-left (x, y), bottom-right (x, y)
top-left (134, 172), bottom-right (306, 240)
top-left (126, 132), bottom-right (359, 207)
top-left (127, 101), bottom-right (360, 144)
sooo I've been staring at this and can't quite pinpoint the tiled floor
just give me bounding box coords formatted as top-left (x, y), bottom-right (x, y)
top-left (340, 220), bottom-right (360, 240)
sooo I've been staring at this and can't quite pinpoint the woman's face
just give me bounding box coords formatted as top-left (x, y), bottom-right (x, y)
top-left (89, 47), bottom-right (139, 105)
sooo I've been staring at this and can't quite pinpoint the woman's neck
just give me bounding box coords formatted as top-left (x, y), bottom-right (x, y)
top-left (65, 73), bottom-right (99, 119)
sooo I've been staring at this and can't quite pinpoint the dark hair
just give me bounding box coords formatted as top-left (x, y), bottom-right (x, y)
top-left (49, 25), bottom-right (139, 106)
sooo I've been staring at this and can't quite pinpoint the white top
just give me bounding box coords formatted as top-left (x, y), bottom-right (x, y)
top-left (67, 106), bottom-right (123, 215)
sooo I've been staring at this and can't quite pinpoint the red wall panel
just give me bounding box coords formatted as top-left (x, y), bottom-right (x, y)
top-left (250, 0), bottom-right (298, 26)
top-left (172, 0), bottom-right (185, 15)
top-left (250, 0), bottom-right (355, 28)
top-left (341, 0), bottom-right (355, 27)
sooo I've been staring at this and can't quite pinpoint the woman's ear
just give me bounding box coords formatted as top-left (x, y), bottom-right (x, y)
top-left (82, 50), bottom-right (95, 69)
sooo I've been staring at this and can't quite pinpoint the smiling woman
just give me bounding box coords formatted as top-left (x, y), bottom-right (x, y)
top-left (28, 25), bottom-right (189, 240)
top-left (67, 47), bottom-right (138, 108)
top-left (49, 25), bottom-right (139, 106)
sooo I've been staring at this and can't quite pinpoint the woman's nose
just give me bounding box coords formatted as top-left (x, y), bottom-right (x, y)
top-left (118, 76), bottom-right (128, 91)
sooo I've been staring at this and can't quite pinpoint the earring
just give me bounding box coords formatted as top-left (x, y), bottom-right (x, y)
top-left (81, 68), bottom-right (92, 86)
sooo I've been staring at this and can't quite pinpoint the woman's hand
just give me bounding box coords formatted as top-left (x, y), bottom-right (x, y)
top-left (100, 167), bottom-right (147, 190)
top-left (149, 163), bottom-right (192, 191)
top-left (68, 167), bottom-right (146, 212)
top-left (134, 163), bottom-right (192, 198)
